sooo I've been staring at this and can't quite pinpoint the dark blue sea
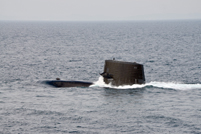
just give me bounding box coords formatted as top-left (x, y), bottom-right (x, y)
top-left (0, 20), bottom-right (201, 134)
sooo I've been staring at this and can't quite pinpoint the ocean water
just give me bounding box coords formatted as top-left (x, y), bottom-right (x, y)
top-left (0, 20), bottom-right (201, 133)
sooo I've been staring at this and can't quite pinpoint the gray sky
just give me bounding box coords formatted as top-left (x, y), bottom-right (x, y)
top-left (1, 0), bottom-right (201, 21)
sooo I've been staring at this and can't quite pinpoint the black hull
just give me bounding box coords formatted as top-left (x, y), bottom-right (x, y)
top-left (45, 80), bottom-right (93, 88)
top-left (44, 59), bottom-right (145, 88)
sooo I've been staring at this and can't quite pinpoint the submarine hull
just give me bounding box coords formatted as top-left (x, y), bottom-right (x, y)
top-left (44, 59), bottom-right (145, 88)
top-left (45, 80), bottom-right (93, 88)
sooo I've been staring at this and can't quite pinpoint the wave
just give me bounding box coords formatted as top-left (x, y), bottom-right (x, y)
top-left (147, 81), bottom-right (201, 90)
top-left (91, 77), bottom-right (201, 90)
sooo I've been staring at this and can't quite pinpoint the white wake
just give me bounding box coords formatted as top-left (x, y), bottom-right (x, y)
top-left (90, 76), bottom-right (201, 90)
top-left (147, 81), bottom-right (201, 90)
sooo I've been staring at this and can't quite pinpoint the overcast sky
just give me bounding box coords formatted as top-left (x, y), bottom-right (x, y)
top-left (0, 0), bottom-right (201, 21)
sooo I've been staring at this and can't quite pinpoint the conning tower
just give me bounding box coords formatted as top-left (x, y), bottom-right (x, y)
top-left (101, 60), bottom-right (145, 86)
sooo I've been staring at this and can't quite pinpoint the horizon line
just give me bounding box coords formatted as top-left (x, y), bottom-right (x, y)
top-left (0, 18), bottom-right (201, 22)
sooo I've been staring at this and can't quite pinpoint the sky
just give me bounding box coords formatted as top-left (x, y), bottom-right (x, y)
top-left (0, 0), bottom-right (201, 21)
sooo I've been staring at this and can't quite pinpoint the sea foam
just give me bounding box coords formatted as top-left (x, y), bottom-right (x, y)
top-left (91, 76), bottom-right (201, 90)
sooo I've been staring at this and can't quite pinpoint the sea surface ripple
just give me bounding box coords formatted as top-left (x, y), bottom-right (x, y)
top-left (0, 20), bottom-right (201, 133)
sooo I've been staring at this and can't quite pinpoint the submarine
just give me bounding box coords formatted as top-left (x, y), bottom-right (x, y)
top-left (45, 59), bottom-right (145, 88)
